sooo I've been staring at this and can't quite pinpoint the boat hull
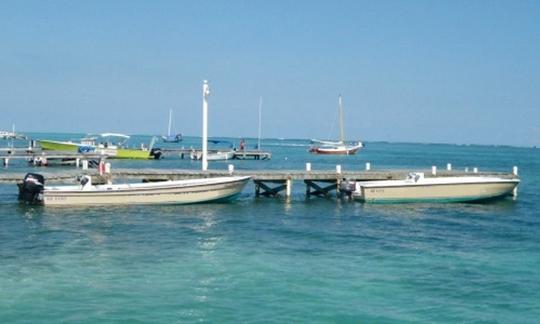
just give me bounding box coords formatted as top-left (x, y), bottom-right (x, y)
top-left (310, 146), bottom-right (360, 155)
top-left (113, 148), bottom-right (151, 159)
top-left (191, 151), bottom-right (234, 161)
top-left (39, 140), bottom-right (80, 152)
top-left (354, 179), bottom-right (519, 203)
top-left (42, 176), bottom-right (250, 206)
top-left (40, 140), bottom-right (152, 159)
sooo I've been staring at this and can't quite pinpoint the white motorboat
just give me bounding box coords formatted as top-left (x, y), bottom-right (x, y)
top-left (351, 172), bottom-right (519, 203)
top-left (18, 173), bottom-right (250, 206)
top-left (190, 150), bottom-right (234, 161)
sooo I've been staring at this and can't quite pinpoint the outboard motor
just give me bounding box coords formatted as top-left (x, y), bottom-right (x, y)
top-left (339, 179), bottom-right (357, 200)
top-left (150, 148), bottom-right (163, 160)
top-left (18, 173), bottom-right (45, 204)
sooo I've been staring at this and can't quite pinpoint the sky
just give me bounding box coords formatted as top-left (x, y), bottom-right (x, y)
top-left (1, 0), bottom-right (539, 146)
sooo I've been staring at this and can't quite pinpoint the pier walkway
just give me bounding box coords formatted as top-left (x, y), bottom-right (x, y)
top-left (0, 167), bottom-right (518, 198)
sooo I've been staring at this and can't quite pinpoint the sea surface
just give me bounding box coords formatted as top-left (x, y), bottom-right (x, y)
top-left (1, 133), bottom-right (539, 323)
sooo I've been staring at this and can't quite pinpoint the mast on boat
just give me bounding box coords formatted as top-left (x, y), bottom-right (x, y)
top-left (257, 96), bottom-right (262, 150)
top-left (338, 95), bottom-right (344, 144)
top-left (202, 80), bottom-right (210, 171)
top-left (167, 109), bottom-right (173, 137)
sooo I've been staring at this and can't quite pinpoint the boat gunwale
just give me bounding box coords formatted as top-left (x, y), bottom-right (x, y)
top-left (356, 178), bottom-right (520, 189)
top-left (44, 176), bottom-right (251, 194)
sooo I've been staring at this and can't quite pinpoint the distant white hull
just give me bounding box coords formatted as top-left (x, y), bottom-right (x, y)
top-left (309, 143), bottom-right (362, 155)
top-left (190, 150), bottom-right (234, 161)
top-left (353, 174), bottom-right (519, 203)
top-left (42, 176), bottom-right (250, 206)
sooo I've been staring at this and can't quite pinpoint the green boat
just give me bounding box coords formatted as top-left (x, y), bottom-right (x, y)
top-left (38, 133), bottom-right (159, 159)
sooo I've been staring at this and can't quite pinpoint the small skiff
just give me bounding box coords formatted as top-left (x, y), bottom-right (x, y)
top-left (351, 172), bottom-right (519, 203)
top-left (18, 173), bottom-right (250, 206)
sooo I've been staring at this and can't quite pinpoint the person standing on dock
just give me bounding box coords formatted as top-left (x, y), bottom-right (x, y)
top-left (239, 139), bottom-right (246, 151)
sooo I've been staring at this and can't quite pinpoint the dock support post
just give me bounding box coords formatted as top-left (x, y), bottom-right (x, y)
top-left (3, 158), bottom-right (8, 168)
top-left (432, 166), bottom-right (437, 176)
top-left (306, 162), bottom-right (311, 171)
top-left (105, 162), bottom-right (111, 173)
top-left (286, 178), bottom-right (292, 197)
top-left (336, 165), bottom-right (342, 174)
top-left (365, 162), bottom-right (371, 171)
top-left (76, 158), bottom-right (80, 168)
top-left (228, 164), bottom-right (234, 175)
top-left (82, 160), bottom-right (88, 170)
top-left (447, 163), bottom-right (452, 171)
top-left (513, 166), bottom-right (518, 176)
top-left (473, 167), bottom-right (478, 173)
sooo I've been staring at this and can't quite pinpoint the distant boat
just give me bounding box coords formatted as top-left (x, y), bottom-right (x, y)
top-left (0, 124), bottom-right (26, 140)
top-left (190, 139), bottom-right (234, 161)
top-left (162, 109), bottom-right (183, 143)
top-left (350, 172), bottom-right (519, 203)
top-left (18, 173), bottom-right (250, 206)
top-left (38, 133), bottom-right (162, 159)
top-left (309, 95), bottom-right (363, 155)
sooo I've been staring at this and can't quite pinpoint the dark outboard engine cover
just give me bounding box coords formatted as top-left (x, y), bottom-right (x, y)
top-left (340, 179), bottom-right (356, 199)
top-left (150, 148), bottom-right (163, 160)
top-left (18, 173), bottom-right (45, 204)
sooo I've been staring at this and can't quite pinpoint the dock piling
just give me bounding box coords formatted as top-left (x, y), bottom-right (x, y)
top-left (473, 167), bottom-right (478, 173)
top-left (336, 165), bottom-right (342, 174)
top-left (513, 166), bottom-right (518, 176)
top-left (82, 160), bottom-right (88, 170)
top-left (447, 163), bottom-right (452, 171)
top-left (286, 178), bottom-right (292, 197)
top-left (306, 162), bottom-right (311, 171)
top-left (228, 164), bottom-right (234, 174)
top-left (365, 162), bottom-right (371, 171)
top-left (3, 158), bottom-right (8, 168)
top-left (432, 166), bottom-right (437, 176)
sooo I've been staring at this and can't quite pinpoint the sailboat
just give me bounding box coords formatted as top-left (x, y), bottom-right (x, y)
top-left (309, 95), bottom-right (363, 155)
top-left (162, 109), bottom-right (183, 143)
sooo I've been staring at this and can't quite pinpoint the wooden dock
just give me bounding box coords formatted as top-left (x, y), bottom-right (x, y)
top-left (0, 149), bottom-right (108, 167)
top-left (0, 167), bottom-right (518, 198)
top-left (162, 148), bottom-right (271, 160)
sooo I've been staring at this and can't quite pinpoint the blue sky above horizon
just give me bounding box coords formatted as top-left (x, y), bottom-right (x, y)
top-left (1, 1), bottom-right (539, 146)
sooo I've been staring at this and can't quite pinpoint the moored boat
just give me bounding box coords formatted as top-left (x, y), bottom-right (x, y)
top-left (309, 142), bottom-right (362, 155)
top-left (351, 172), bottom-right (519, 203)
top-left (18, 173), bottom-right (250, 206)
top-left (38, 133), bottom-right (161, 159)
top-left (310, 95), bottom-right (362, 155)
top-left (162, 109), bottom-right (183, 143)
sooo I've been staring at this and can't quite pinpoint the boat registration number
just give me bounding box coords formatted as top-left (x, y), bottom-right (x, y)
top-left (46, 196), bottom-right (67, 201)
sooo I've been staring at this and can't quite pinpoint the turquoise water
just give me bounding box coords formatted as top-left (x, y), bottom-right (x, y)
top-left (1, 134), bottom-right (539, 322)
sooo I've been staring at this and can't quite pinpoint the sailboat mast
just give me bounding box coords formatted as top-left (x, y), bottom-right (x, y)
top-left (338, 95), bottom-right (344, 143)
top-left (167, 109), bottom-right (172, 137)
top-left (258, 96), bottom-right (262, 150)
